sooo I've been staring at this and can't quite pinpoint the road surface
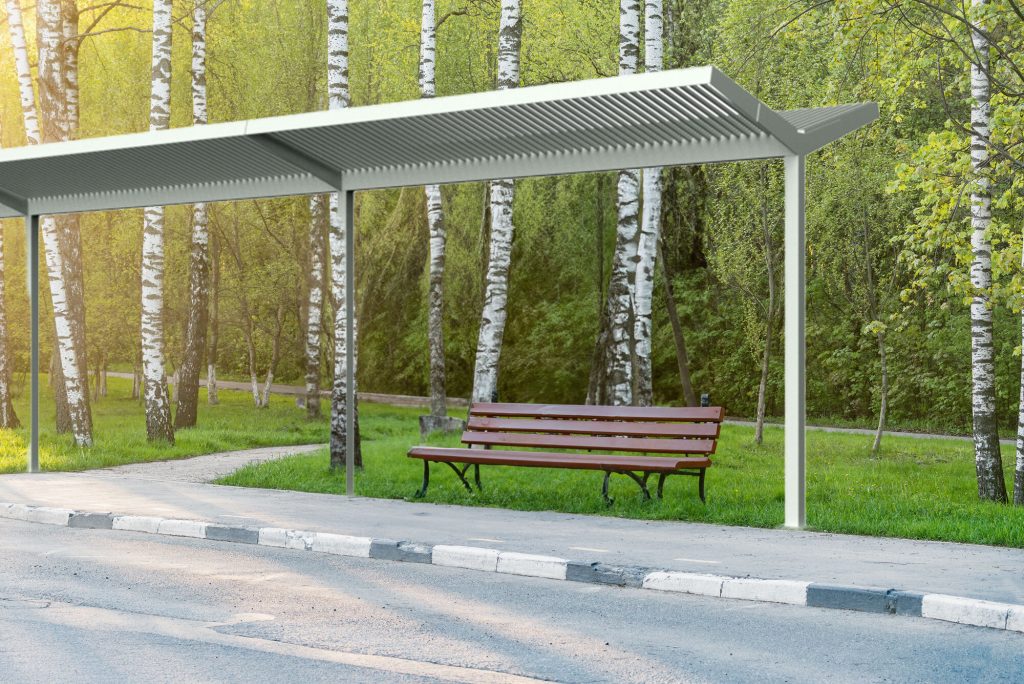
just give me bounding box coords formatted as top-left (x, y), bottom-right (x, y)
top-left (0, 519), bottom-right (1019, 683)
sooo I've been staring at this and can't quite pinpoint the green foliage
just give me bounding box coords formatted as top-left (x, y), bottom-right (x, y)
top-left (0, 0), bottom-right (1022, 444)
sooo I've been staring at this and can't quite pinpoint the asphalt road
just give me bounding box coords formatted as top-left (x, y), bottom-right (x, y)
top-left (0, 519), bottom-right (1020, 683)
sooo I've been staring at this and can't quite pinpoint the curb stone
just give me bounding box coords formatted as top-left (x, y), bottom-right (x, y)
top-left (1, 500), bottom-right (1021, 635)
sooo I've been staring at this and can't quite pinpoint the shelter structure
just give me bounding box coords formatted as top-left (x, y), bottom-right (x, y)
top-left (0, 66), bottom-right (877, 528)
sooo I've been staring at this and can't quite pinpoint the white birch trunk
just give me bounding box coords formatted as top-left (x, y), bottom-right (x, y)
top-left (327, 0), bottom-right (362, 469)
top-left (207, 230), bottom-right (220, 405)
top-left (36, 0), bottom-right (92, 445)
top-left (6, 0), bottom-right (40, 145)
top-left (305, 194), bottom-right (327, 418)
top-left (140, 0), bottom-right (174, 443)
top-left (175, 1), bottom-right (210, 429)
top-left (421, 0), bottom-right (448, 417)
top-left (471, 0), bottom-right (521, 404)
top-left (968, 0), bottom-right (1006, 501)
top-left (632, 0), bottom-right (664, 407)
top-left (1017, 252), bottom-right (1024, 503)
top-left (602, 0), bottom-right (642, 406)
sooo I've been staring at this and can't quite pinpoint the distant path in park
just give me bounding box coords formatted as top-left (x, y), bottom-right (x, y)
top-left (94, 443), bottom-right (325, 483)
top-left (107, 372), bottom-right (997, 444)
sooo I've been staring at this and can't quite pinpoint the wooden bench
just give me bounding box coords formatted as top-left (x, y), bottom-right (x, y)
top-left (407, 402), bottom-right (725, 504)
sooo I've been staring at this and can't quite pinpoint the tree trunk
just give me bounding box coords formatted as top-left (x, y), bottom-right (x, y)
top-left (304, 194), bottom-right (327, 419)
top-left (207, 229), bottom-right (221, 406)
top-left (36, 0), bottom-right (92, 446)
top-left (755, 166), bottom-right (777, 446)
top-left (261, 303), bottom-right (285, 408)
top-left (326, 0), bottom-right (362, 470)
top-left (658, 240), bottom-right (697, 407)
top-left (632, 0), bottom-right (664, 407)
top-left (603, 0), bottom-right (642, 407)
top-left (862, 209), bottom-right (887, 456)
top-left (968, 0), bottom-right (1007, 502)
top-left (60, 0), bottom-right (90, 430)
top-left (175, 2), bottom-right (210, 430)
top-left (1016, 229), bottom-right (1024, 504)
top-left (140, 0), bottom-right (175, 444)
top-left (132, 357), bottom-right (141, 400)
top-left (471, 0), bottom-right (522, 405)
top-left (421, 0), bottom-right (449, 419)
top-left (0, 223), bottom-right (19, 429)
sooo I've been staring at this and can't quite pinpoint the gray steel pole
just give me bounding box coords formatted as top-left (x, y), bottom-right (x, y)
top-left (783, 155), bottom-right (806, 528)
top-left (344, 189), bottom-right (356, 498)
top-left (27, 213), bottom-right (39, 473)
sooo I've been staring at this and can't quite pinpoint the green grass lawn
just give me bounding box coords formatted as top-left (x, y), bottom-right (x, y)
top-left (0, 376), bottom-right (327, 472)
top-left (218, 403), bottom-right (1024, 548)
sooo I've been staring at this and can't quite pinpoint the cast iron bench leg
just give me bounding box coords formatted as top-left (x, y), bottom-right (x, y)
top-left (698, 469), bottom-right (706, 503)
top-left (415, 461), bottom-right (430, 498)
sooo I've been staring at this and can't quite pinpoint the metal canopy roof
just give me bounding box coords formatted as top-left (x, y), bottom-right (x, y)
top-left (0, 65), bottom-right (877, 219)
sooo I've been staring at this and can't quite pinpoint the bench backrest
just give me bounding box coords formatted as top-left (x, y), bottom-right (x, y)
top-left (463, 403), bottom-right (725, 456)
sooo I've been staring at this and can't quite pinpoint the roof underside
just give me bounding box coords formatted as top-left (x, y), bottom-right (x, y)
top-left (0, 66), bottom-right (877, 219)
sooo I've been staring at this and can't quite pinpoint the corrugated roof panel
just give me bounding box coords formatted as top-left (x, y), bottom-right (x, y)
top-left (0, 66), bottom-right (878, 218)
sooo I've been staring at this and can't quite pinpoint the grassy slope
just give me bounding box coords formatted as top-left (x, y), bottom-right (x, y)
top-left (218, 403), bottom-right (1024, 548)
top-left (0, 377), bottom-right (326, 472)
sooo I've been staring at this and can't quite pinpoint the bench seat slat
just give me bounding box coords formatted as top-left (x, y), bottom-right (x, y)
top-left (461, 430), bottom-right (715, 455)
top-left (472, 402), bottom-right (725, 423)
top-left (467, 416), bottom-right (720, 439)
top-left (408, 447), bottom-right (711, 472)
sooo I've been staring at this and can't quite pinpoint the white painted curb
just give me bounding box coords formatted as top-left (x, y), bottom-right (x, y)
top-left (721, 578), bottom-right (809, 606)
top-left (27, 507), bottom-right (74, 526)
top-left (496, 551), bottom-right (568, 580)
top-left (642, 571), bottom-right (724, 597)
top-left (433, 545), bottom-right (500, 572)
top-left (113, 516), bottom-right (164, 534)
top-left (922, 594), bottom-right (1011, 630)
top-left (259, 527), bottom-right (315, 550)
top-left (311, 532), bottom-right (373, 557)
top-left (157, 519), bottom-right (208, 539)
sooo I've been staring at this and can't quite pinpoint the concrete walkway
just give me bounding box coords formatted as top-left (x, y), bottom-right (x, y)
top-left (1, 471), bottom-right (1021, 605)
top-left (93, 443), bottom-right (325, 483)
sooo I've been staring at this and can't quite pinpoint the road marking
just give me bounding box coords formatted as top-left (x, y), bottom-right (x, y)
top-left (468, 538), bottom-right (505, 544)
top-left (674, 558), bottom-right (721, 565)
top-left (569, 546), bottom-right (608, 553)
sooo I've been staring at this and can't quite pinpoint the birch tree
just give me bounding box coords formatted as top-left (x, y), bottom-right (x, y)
top-left (632, 0), bottom-right (663, 406)
top-left (327, 0), bottom-right (362, 469)
top-left (140, 0), bottom-right (175, 443)
top-left (421, 0), bottom-right (450, 421)
top-left (600, 0), bottom-right (642, 406)
top-left (0, 161), bottom-right (16, 428)
top-left (304, 194), bottom-right (327, 418)
top-left (208, 228), bottom-right (220, 405)
top-left (175, 1), bottom-right (211, 429)
top-left (60, 0), bottom-right (90, 431)
top-left (966, 0), bottom-right (1006, 502)
top-left (471, 0), bottom-right (522, 405)
top-left (35, 0), bottom-right (92, 445)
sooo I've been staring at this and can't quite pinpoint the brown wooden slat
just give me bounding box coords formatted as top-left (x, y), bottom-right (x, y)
top-left (467, 416), bottom-right (720, 439)
top-left (461, 430), bottom-right (715, 455)
top-left (408, 447), bottom-right (711, 472)
top-left (471, 402), bottom-right (725, 422)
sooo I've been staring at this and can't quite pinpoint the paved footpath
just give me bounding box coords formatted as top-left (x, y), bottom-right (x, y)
top-left (94, 443), bottom-right (324, 483)
top-left (1, 470), bottom-right (1021, 608)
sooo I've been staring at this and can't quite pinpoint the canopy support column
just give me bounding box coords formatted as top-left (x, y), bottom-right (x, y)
top-left (342, 189), bottom-right (356, 498)
top-left (784, 154), bottom-right (806, 528)
top-left (26, 213), bottom-right (40, 473)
